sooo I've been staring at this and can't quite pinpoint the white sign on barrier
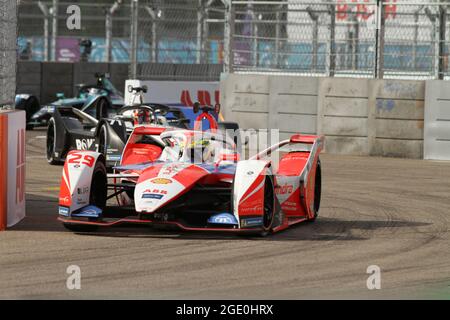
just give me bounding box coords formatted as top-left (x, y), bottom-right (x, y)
top-left (124, 80), bottom-right (219, 107)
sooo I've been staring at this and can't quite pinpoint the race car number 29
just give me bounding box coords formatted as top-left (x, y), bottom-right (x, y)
top-left (68, 152), bottom-right (95, 167)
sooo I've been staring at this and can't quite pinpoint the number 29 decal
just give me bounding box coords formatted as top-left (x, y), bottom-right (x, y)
top-left (68, 152), bottom-right (95, 167)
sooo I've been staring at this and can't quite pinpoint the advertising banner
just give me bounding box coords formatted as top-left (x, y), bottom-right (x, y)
top-left (56, 37), bottom-right (80, 62)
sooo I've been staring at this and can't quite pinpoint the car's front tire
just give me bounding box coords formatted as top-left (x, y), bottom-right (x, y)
top-left (90, 159), bottom-right (108, 209)
top-left (62, 160), bottom-right (106, 233)
top-left (97, 124), bottom-right (108, 158)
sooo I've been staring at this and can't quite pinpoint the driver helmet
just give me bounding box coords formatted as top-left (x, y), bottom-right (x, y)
top-left (133, 109), bottom-right (151, 125)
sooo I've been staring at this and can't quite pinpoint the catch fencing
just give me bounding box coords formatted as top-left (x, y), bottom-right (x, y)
top-left (15, 0), bottom-right (450, 80)
top-left (228, 0), bottom-right (450, 80)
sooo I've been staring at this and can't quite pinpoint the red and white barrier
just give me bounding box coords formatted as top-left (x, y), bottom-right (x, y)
top-left (0, 110), bottom-right (26, 231)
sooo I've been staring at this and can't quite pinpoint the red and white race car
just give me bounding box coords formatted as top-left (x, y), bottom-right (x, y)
top-left (57, 125), bottom-right (323, 236)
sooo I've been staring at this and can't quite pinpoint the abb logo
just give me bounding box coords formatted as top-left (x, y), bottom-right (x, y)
top-left (336, 0), bottom-right (397, 21)
top-left (16, 129), bottom-right (25, 205)
top-left (180, 90), bottom-right (220, 107)
top-left (143, 189), bottom-right (167, 195)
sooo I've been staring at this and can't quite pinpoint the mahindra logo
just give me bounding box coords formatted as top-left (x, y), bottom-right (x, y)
top-left (59, 196), bottom-right (70, 204)
top-left (16, 129), bottom-right (25, 205)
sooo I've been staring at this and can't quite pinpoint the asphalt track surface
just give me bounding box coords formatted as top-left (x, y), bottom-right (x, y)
top-left (0, 129), bottom-right (449, 299)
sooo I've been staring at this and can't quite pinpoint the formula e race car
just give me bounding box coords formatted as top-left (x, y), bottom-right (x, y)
top-left (15, 73), bottom-right (123, 129)
top-left (57, 125), bottom-right (323, 236)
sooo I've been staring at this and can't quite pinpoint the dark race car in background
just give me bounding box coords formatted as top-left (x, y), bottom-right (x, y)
top-left (15, 73), bottom-right (123, 129)
top-left (46, 91), bottom-right (192, 168)
top-left (46, 84), bottom-right (235, 169)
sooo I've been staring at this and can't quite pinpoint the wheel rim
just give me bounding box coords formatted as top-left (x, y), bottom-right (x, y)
top-left (263, 176), bottom-right (274, 230)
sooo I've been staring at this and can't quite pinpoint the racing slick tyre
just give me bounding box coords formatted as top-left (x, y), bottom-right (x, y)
top-left (260, 174), bottom-right (276, 237)
top-left (97, 124), bottom-right (108, 158)
top-left (62, 160), bottom-right (107, 233)
top-left (308, 159), bottom-right (322, 222)
top-left (89, 160), bottom-right (108, 209)
top-left (46, 118), bottom-right (62, 165)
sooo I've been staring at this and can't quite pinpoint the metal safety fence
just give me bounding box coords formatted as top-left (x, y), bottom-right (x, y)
top-left (15, 0), bottom-right (450, 80)
top-left (17, 0), bottom-right (227, 80)
top-left (227, 0), bottom-right (450, 80)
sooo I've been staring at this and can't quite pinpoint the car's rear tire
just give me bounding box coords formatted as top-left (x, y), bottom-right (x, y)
top-left (97, 124), bottom-right (108, 158)
top-left (46, 118), bottom-right (60, 165)
top-left (308, 160), bottom-right (322, 222)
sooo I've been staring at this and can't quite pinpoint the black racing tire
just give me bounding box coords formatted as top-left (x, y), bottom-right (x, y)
top-left (63, 223), bottom-right (99, 232)
top-left (260, 174), bottom-right (276, 237)
top-left (308, 159), bottom-right (322, 222)
top-left (62, 160), bottom-right (106, 233)
top-left (90, 160), bottom-right (108, 209)
top-left (46, 118), bottom-right (60, 165)
top-left (97, 124), bottom-right (108, 158)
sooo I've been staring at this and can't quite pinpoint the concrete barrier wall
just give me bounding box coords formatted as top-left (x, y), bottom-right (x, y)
top-left (424, 80), bottom-right (450, 160)
top-left (317, 78), bottom-right (370, 155)
top-left (221, 74), bottom-right (318, 141)
top-left (17, 62), bottom-right (41, 100)
top-left (17, 62), bottom-right (130, 104)
top-left (371, 80), bottom-right (424, 159)
top-left (17, 62), bottom-right (223, 104)
top-left (221, 74), bottom-right (425, 158)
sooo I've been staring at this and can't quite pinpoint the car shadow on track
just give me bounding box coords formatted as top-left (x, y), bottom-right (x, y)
top-left (63, 217), bottom-right (431, 242)
top-left (11, 193), bottom-right (430, 241)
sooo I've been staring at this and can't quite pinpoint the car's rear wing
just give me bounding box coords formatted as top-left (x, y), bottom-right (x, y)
top-left (290, 134), bottom-right (323, 145)
top-left (251, 134), bottom-right (324, 161)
